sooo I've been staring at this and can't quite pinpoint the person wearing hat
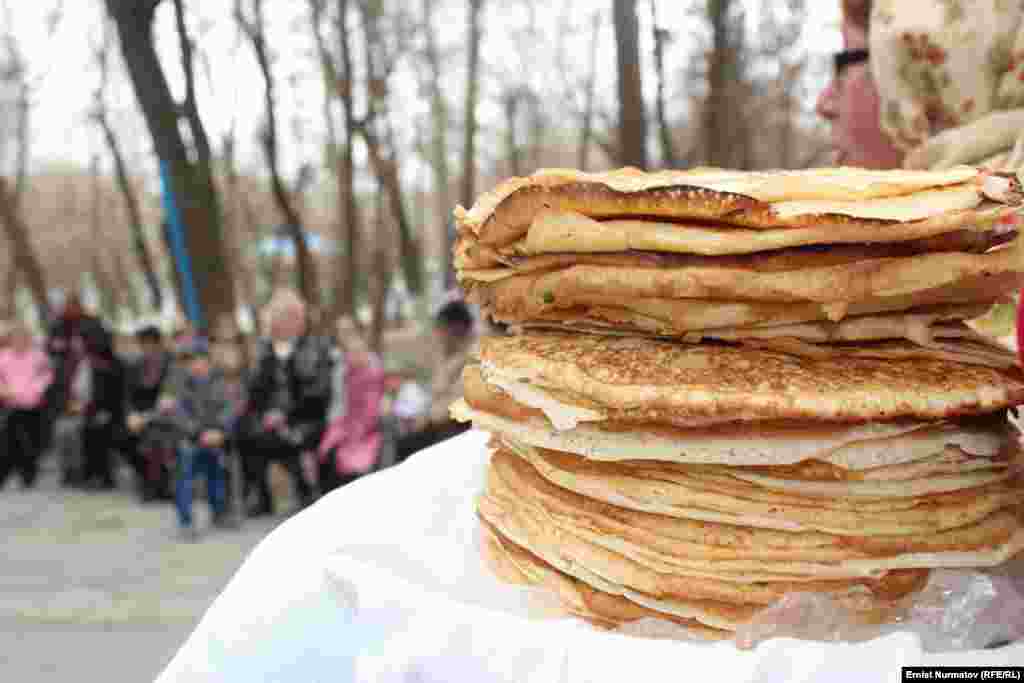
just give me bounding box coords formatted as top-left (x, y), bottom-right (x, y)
top-left (818, 0), bottom-right (1024, 645)
top-left (160, 337), bottom-right (234, 541)
top-left (394, 299), bottom-right (476, 463)
top-left (818, 0), bottom-right (1024, 172)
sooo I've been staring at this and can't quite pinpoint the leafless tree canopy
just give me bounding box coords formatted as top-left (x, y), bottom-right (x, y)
top-left (4, 0), bottom-right (830, 328)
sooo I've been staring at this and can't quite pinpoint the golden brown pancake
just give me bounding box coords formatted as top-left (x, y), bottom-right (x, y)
top-left (479, 450), bottom-right (938, 606)
top-left (485, 448), bottom-right (1023, 565)
top-left (498, 438), bottom-right (1023, 536)
top-left (455, 204), bottom-right (1018, 270)
top-left (474, 332), bottom-right (1024, 425)
top-left (455, 166), bottom-right (985, 247)
top-left (481, 518), bottom-right (737, 637)
top-left (464, 240), bottom-right (1024, 307)
top-left (458, 166), bottom-right (1024, 642)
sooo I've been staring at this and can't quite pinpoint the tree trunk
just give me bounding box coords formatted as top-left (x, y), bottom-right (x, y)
top-left (236, 0), bottom-right (320, 313)
top-left (578, 11), bottom-right (601, 171)
top-left (337, 0), bottom-right (361, 319)
top-left (1, 246), bottom-right (17, 320)
top-left (613, 0), bottom-right (647, 169)
top-left (13, 77), bottom-right (29, 203)
top-left (358, 0), bottom-right (423, 296)
top-left (92, 17), bottom-right (163, 311)
top-left (359, 125), bottom-right (423, 296)
top-left (503, 91), bottom-right (522, 176)
top-left (702, 0), bottom-right (750, 168)
top-left (89, 156), bottom-right (117, 320)
top-left (460, 0), bottom-right (483, 209)
top-left (368, 189), bottom-right (391, 353)
top-left (96, 118), bottom-right (163, 311)
top-left (309, 0), bottom-right (343, 319)
top-left (650, 0), bottom-right (678, 168)
top-left (105, 0), bottom-right (236, 329)
top-left (0, 178), bottom-right (48, 320)
top-left (220, 131), bottom-right (258, 326)
top-left (422, 0), bottom-right (454, 288)
top-left (113, 248), bottom-right (141, 318)
top-left (310, 0), bottom-right (360, 322)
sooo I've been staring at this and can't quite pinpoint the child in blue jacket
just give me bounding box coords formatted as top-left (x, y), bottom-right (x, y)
top-left (160, 338), bottom-right (234, 541)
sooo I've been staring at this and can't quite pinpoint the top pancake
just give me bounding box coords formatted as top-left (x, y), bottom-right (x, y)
top-left (455, 166), bottom-right (994, 248)
top-left (479, 331), bottom-right (1024, 424)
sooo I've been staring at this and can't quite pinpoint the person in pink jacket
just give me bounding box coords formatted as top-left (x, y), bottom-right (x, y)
top-left (318, 326), bottom-right (386, 494)
top-left (0, 320), bottom-right (54, 489)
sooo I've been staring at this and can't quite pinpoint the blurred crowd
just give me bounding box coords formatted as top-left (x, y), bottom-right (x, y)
top-left (0, 288), bottom-right (476, 541)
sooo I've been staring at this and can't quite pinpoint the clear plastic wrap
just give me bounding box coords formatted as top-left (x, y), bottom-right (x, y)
top-left (732, 561), bottom-right (1024, 651)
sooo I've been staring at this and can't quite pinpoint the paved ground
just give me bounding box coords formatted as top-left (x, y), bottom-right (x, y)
top-left (0, 460), bottom-right (285, 681)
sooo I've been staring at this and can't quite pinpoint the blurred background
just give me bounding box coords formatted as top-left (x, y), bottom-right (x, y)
top-left (1, 0), bottom-right (837, 339)
top-left (0, 1), bottom-right (840, 680)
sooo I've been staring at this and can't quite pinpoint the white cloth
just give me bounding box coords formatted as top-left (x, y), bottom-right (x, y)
top-left (157, 431), bottom-right (1024, 682)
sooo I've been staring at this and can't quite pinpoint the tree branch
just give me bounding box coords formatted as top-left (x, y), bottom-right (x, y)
top-left (236, 0), bottom-right (319, 309)
top-left (172, 0), bottom-right (211, 166)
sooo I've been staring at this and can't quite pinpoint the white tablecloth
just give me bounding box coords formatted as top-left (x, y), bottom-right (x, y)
top-left (157, 431), bottom-right (1024, 682)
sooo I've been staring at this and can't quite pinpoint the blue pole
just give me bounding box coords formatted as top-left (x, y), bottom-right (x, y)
top-left (158, 159), bottom-right (205, 329)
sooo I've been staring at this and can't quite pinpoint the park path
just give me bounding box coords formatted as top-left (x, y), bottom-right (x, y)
top-left (0, 461), bottom-right (282, 681)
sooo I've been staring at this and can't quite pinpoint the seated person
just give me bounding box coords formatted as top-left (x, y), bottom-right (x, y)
top-left (395, 300), bottom-right (475, 463)
top-left (0, 320), bottom-right (54, 489)
top-left (123, 325), bottom-right (175, 502)
top-left (77, 327), bottom-right (126, 491)
top-left (238, 289), bottom-right (332, 516)
top-left (161, 338), bottom-right (234, 542)
top-left (318, 326), bottom-right (385, 493)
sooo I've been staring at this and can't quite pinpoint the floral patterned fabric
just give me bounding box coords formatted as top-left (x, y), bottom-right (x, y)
top-left (870, 0), bottom-right (1024, 169)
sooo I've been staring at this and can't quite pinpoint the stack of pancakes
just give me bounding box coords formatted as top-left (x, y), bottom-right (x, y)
top-left (451, 166), bottom-right (1024, 640)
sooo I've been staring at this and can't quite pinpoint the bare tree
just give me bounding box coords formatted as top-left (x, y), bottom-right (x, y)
top-left (367, 187), bottom-right (391, 353)
top-left (650, 0), bottom-right (678, 167)
top-left (613, 0), bottom-right (647, 169)
top-left (219, 130), bottom-right (258, 320)
top-left (90, 20), bottom-right (163, 311)
top-left (701, 0), bottom-right (751, 168)
top-left (421, 0), bottom-right (454, 287)
top-left (310, 0), bottom-right (361, 320)
top-left (235, 0), bottom-right (321, 313)
top-left (104, 0), bottom-right (237, 328)
top-left (551, 6), bottom-right (604, 171)
top-left (1, 243), bottom-right (16, 319)
top-left (0, 178), bottom-right (46, 318)
top-left (578, 10), bottom-right (602, 171)
top-left (460, 0), bottom-right (483, 208)
top-left (0, 8), bottom-right (49, 320)
top-left (521, 1), bottom-right (545, 171)
top-left (88, 155), bottom-right (118, 319)
top-left (502, 89), bottom-right (524, 177)
top-left (112, 245), bottom-right (141, 317)
top-left (356, 0), bottom-right (423, 296)
top-left (758, 0), bottom-right (806, 169)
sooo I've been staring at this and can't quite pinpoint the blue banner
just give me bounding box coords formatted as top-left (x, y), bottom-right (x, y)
top-left (158, 159), bottom-right (205, 329)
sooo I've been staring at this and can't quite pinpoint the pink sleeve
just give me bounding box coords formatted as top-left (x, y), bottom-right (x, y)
top-left (319, 367), bottom-right (386, 457)
top-left (2, 351), bottom-right (52, 408)
top-left (347, 370), bottom-right (384, 440)
top-left (23, 352), bottom-right (53, 407)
